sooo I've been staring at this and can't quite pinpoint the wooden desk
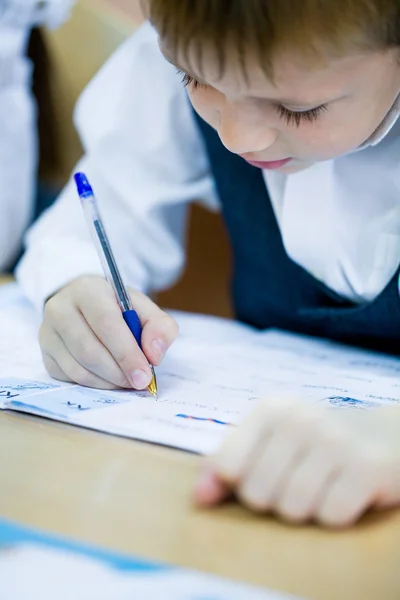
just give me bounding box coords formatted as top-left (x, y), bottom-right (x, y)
top-left (0, 413), bottom-right (399, 600)
top-left (0, 275), bottom-right (399, 600)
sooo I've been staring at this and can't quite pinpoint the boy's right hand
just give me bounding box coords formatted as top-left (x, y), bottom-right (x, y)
top-left (39, 276), bottom-right (178, 390)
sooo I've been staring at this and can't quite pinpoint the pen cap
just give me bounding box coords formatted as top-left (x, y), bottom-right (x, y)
top-left (74, 172), bottom-right (93, 198)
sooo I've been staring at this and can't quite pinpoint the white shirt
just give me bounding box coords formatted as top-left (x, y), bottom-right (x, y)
top-left (17, 23), bottom-right (400, 312)
top-left (0, 0), bottom-right (73, 271)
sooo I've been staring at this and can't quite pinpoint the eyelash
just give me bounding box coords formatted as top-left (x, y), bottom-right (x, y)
top-left (178, 71), bottom-right (204, 90)
top-left (277, 104), bottom-right (328, 127)
top-left (178, 70), bottom-right (328, 126)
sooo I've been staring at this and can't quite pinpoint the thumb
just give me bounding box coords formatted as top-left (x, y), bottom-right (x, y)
top-left (141, 312), bottom-right (179, 365)
top-left (127, 289), bottom-right (179, 366)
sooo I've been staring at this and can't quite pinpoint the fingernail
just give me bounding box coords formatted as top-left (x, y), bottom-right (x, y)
top-left (151, 338), bottom-right (167, 361)
top-left (131, 369), bottom-right (152, 390)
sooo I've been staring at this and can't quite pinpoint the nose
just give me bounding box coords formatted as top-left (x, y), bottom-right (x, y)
top-left (217, 104), bottom-right (277, 155)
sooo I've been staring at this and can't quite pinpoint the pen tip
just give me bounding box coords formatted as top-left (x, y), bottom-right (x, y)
top-left (147, 371), bottom-right (158, 399)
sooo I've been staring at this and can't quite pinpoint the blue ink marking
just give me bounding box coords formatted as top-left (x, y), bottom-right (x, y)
top-left (0, 378), bottom-right (60, 402)
top-left (325, 396), bottom-right (380, 409)
top-left (61, 401), bottom-right (90, 410)
top-left (0, 390), bottom-right (20, 399)
top-left (7, 400), bottom-right (68, 419)
top-left (176, 414), bottom-right (233, 426)
top-left (0, 377), bottom-right (132, 419)
top-left (5, 386), bottom-right (131, 419)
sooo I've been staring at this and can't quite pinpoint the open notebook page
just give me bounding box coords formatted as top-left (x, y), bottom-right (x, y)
top-left (0, 284), bottom-right (399, 454)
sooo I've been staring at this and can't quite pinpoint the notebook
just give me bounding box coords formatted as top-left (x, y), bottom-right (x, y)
top-left (0, 283), bottom-right (399, 454)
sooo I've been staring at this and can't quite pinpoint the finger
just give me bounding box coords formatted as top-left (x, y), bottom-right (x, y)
top-left (275, 448), bottom-right (340, 523)
top-left (193, 465), bottom-right (231, 507)
top-left (238, 406), bottom-right (320, 512)
top-left (48, 303), bottom-right (130, 388)
top-left (41, 329), bottom-right (120, 390)
top-left (74, 285), bottom-right (153, 390)
top-left (316, 462), bottom-right (379, 528)
top-left (128, 290), bottom-right (179, 366)
top-left (212, 399), bottom-right (287, 484)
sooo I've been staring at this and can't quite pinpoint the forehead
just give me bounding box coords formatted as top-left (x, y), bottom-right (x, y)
top-left (161, 37), bottom-right (390, 102)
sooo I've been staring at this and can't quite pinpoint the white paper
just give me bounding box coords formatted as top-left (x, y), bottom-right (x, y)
top-left (0, 544), bottom-right (302, 600)
top-left (0, 284), bottom-right (399, 454)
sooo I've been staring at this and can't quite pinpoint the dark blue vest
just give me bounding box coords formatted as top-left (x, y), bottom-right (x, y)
top-left (193, 111), bottom-right (400, 354)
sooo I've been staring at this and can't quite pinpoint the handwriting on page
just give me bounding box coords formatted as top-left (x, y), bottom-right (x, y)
top-left (0, 378), bottom-right (135, 419)
top-left (1, 285), bottom-right (400, 454)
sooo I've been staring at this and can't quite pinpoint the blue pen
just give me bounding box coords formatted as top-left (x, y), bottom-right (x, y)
top-left (74, 172), bottom-right (157, 398)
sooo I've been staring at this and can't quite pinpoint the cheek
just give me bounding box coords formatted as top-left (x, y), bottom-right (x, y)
top-left (288, 118), bottom-right (370, 161)
top-left (187, 89), bottom-right (220, 129)
top-left (292, 96), bottom-right (391, 160)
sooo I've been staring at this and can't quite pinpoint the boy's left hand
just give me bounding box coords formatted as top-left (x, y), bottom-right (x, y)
top-left (194, 398), bottom-right (400, 527)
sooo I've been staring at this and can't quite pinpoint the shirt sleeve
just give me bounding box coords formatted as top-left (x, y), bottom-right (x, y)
top-left (0, 7), bottom-right (37, 272)
top-left (16, 22), bottom-right (218, 312)
top-left (0, 0), bottom-right (74, 271)
top-left (0, 69), bottom-right (36, 272)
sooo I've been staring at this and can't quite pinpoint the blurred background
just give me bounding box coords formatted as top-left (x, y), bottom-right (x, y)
top-left (44, 0), bottom-right (233, 318)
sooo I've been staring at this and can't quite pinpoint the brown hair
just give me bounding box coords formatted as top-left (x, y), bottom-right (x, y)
top-left (145, 0), bottom-right (400, 77)
top-left (27, 28), bottom-right (61, 181)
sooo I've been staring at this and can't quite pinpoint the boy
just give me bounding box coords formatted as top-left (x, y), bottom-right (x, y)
top-left (17, 1), bottom-right (400, 525)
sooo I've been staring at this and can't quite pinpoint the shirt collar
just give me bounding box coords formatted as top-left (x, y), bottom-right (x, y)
top-left (356, 91), bottom-right (400, 150)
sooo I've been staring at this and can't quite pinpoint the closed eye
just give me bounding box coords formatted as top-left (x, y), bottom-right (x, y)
top-left (177, 70), bottom-right (207, 91)
top-left (278, 104), bottom-right (328, 126)
top-left (177, 68), bottom-right (328, 125)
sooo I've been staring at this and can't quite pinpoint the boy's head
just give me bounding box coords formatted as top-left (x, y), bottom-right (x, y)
top-left (145, 0), bottom-right (400, 173)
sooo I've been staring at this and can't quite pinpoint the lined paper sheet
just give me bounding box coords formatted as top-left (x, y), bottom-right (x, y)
top-left (0, 284), bottom-right (399, 454)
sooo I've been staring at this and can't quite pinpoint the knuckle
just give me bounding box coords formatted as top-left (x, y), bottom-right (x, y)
top-left (257, 396), bottom-right (301, 422)
top-left (74, 340), bottom-right (101, 370)
top-left (90, 310), bottom-right (109, 330)
top-left (72, 275), bottom-right (107, 295)
top-left (44, 296), bottom-right (64, 322)
top-left (254, 399), bottom-right (278, 422)
top-left (159, 313), bottom-right (179, 342)
top-left (291, 406), bottom-right (321, 432)
top-left (128, 288), bottom-right (145, 302)
top-left (316, 423), bottom-right (343, 445)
